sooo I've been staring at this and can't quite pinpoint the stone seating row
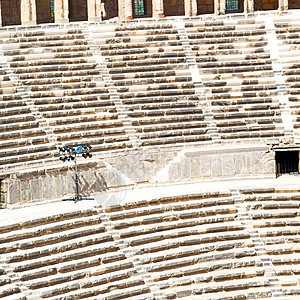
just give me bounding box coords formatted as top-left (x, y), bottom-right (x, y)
top-left (185, 18), bottom-right (264, 28)
top-left (101, 44), bottom-right (184, 58)
top-left (239, 188), bottom-right (300, 281)
top-left (3, 44), bottom-right (92, 60)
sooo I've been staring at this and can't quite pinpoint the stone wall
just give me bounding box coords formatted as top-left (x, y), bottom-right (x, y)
top-left (155, 146), bottom-right (275, 184)
top-left (3, 161), bottom-right (107, 207)
top-left (0, 145), bottom-right (276, 207)
top-left (1, 0), bottom-right (21, 26)
top-left (36, 0), bottom-right (53, 24)
top-left (197, 0), bottom-right (214, 14)
top-left (255, 0), bottom-right (278, 10)
top-left (289, 0), bottom-right (300, 8)
top-left (163, 0), bottom-right (185, 15)
top-left (69, 0), bottom-right (88, 21)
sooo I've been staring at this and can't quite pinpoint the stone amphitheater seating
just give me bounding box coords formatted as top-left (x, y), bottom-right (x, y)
top-left (93, 23), bottom-right (212, 147)
top-left (274, 17), bottom-right (300, 132)
top-left (0, 62), bottom-right (55, 169)
top-left (3, 13), bottom-right (300, 171)
top-left (1, 187), bottom-right (300, 299)
top-left (0, 26), bottom-right (132, 168)
top-left (186, 19), bottom-right (284, 141)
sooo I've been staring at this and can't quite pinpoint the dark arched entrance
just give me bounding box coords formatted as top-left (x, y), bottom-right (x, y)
top-left (254, 0), bottom-right (278, 10)
top-left (289, 0), bottom-right (300, 8)
top-left (1, 0), bottom-right (21, 26)
top-left (103, 0), bottom-right (118, 20)
top-left (69, 0), bottom-right (88, 22)
top-left (164, 0), bottom-right (184, 16)
top-left (197, 0), bottom-right (214, 14)
top-left (36, 0), bottom-right (54, 24)
top-left (225, 0), bottom-right (244, 12)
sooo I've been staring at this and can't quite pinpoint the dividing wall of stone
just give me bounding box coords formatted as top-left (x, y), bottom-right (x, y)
top-left (3, 161), bottom-right (107, 208)
top-left (1, 145), bottom-right (275, 208)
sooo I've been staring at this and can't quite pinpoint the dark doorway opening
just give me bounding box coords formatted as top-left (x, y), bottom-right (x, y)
top-left (69, 0), bottom-right (88, 22)
top-left (276, 150), bottom-right (299, 176)
top-left (254, 0), bottom-right (278, 11)
top-left (289, 0), bottom-right (300, 8)
top-left (36, 0), bottom-right (54, 24)
top-left (198, 0), bottom-right (214, 14)
top-left (103, 0), bottom-right (118, 20)
top-left (1, 0), bottom-right (21, 26)
top-left (163, 0), bottom-right (184, 16)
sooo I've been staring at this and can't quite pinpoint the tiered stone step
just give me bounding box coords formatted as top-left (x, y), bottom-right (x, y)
top-left (274, 17), bottom-right (300, 132)
top-left (0, 64), bottom-right (55, 168)
top-left (2, 26), bottom-right (132, 154)
top-left (240, 187), bottom-right (300, 294)
top-left (187, 19), bottom-right (284, 141)
top-left (95, 23), bottom-right (211, 147)
top-left (0, 207), bottom-right (151, 299)
top-left (0, 265), bottom-right (21, 299)
top-left (103, 191), bottom-right (277, 299)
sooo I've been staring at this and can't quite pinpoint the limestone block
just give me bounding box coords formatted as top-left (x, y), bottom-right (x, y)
top-left (211, 154), bottom-right (222, 177)
top-left (191, 157), bottom-right (200, 178)
top-left (222, 154), bottom-right (235, 177)
top-left (31, 176), bottom-right (42, 201)
top-left (182, 157), bottom-right (191, 179)
top-left (199, 154), bottom-right (212, 178)
top-left (7, 179), bottom-right (20, 205)
top-left (250, 151), bottom-right (261, 175)
top-left (235, 153), bottom-right (248, 176)
top-left (21, 0), bottom-right (37, 25)
top-left (169, 162), bottom-right (181, 182)
top-left (262, 151), bottom-right (275, 175)
top-left (20, 179), bottom-right (31, 203)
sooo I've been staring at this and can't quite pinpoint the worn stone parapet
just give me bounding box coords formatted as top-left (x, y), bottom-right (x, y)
top-left (3, 160), bottom-right (105, 208)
